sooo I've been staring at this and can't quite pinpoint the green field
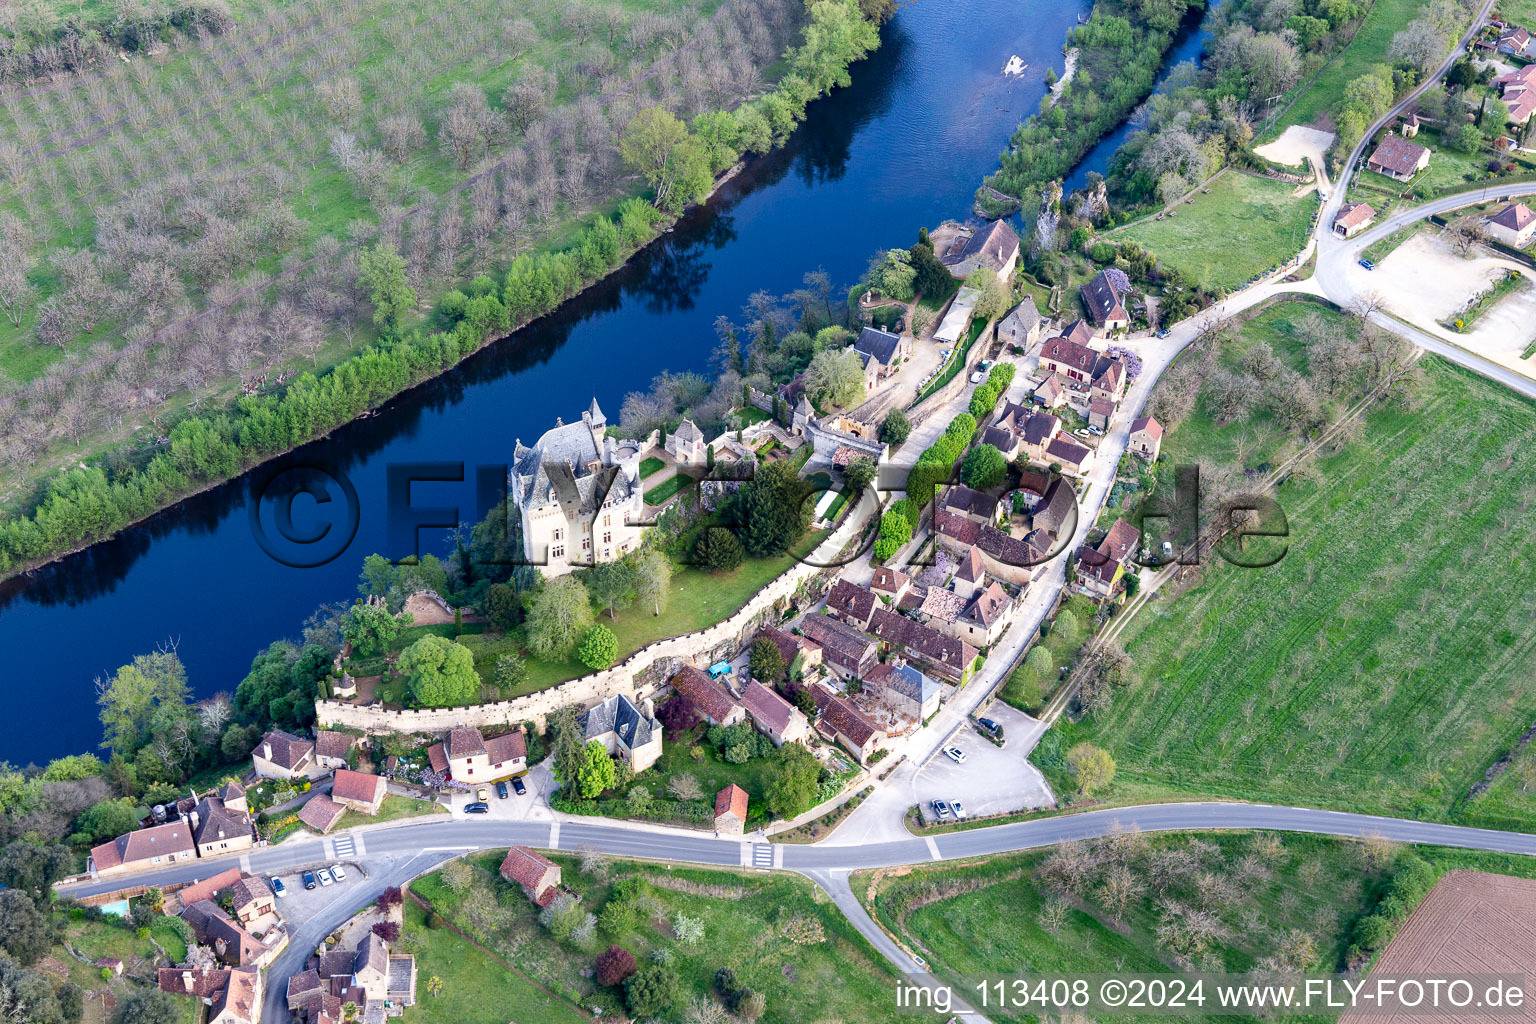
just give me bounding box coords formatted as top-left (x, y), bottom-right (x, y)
top-left (1067, 355), bottom-right (1536, 829)
top-left (412, 852), bottom-right (903, 1023)
top-left (1118, 173), bottom-right (1315, 291)
top-left (1268, 0), bottom-right (1438, 136)
top-left (863, 833), bottom-right (1536, 1024)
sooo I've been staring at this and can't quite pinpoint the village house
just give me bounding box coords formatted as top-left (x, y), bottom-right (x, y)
top-left (1366, 134), bottom-right (1430, 181)
top-left (980, 422), bottom-right (1020, 459)
top-left (852, 326), bottom-right (909, 381)
top-left (159, 967), bottom-right (261, 1024)
top-left (867, 608), bottom-right (978, 684)
top-left (799, 614), bottom-right (879, 680)
top-left (864, 661), bottom-right (941, 721)
top-left (1045, 436), bottom-right (1095, 476)
top-left (940, 219), bottom-right (1021, 279)
top-left (997, 297), bottom-right (1045, 349)
top-left (1080, 268), bottom-right (1132, 332)
top-left (511, 400), bottom-right (647, 576)
top-left (1088, 356), bottom-right (1127, 405)
top-left (1087, 397), bottom-right (1114, 432)
top-left (713, 784), bottom-right (749, 834)
top-left (739, 680), bottom-right (810, 746)
top-left (583, 694), bottom-right (663, 772)
top-left (939, 483), bottom-right (999, 524)
top-left (1128, 416), bottom-right (1163, 460)
top-left (1487, 202), bottom-right (1536, 248)
top-left (1038, 335), bottom-right (1098, 384)
top-left (1031, 373), bottom-right (1068, 409)
top-left (297, 795), bottom-right (346, 835)
top-left (809, 683), bottom-right (886, 763)
top-left (824, 577), bottom-right (880, 629)
top-left (1494, 64), bottom-right (1536, 123)
top-left (183, 790), bottom-right (256, 859)
top-left (1333, 202), bottom-right (1376, 238)
top-left (328, 769), bottom-right (387, 815)
top-left (1007, 406), bottom-right (1061, 462)
top-left (313, 731), bottom-right (356, 771)
top-left (500, 846), bottom-right (562, 905)
top-left (668, 666), bottom-right (746, 726)
top-left (180, 900), bottom-right (269, 967)
top-left (1077, 518), bottom-right (1142, 600)
top-left (251, 730), bottom-right (316, 780)
top-left (427, 726), bottom-right (528, 783)
top-left (869, 566), bottom-right (913, 604)
top-left (957, 580), bottom-right (1013, 646)
top-left (755, 626), bottom-right (822, 679)
top-left (227, 875), bottom-right (277, 930)
top-left (176, 868), bottom-right (244, 910)
top-left (1400, 111), bottom-right (1421, 137)
top-left (91, 821), bottom-right (197, 877)
top-left (1498, 24), bottom-right (1535, 56)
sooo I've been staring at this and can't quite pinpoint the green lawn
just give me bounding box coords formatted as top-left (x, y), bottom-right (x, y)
top-left (1268, 0), bottom-right (1441, 136)
top-left (1119, 173), bottom-right (1315, 291)
top-left (336, 793), bottom-right (445, 832)
top-left (399, 901), bottom-right (586, 1024)
top-left (999, 594), bottom-right (1101, 714)
top-left (644, 474), bottom-right (695, 506)
top-left (639, 457), bottom-right (667, 479)
top-left (412, 852), bottom-right (904, 1023)
top-left (1066, 355), bottom-right (1536, 829)
top-left (863, 833), bottom-right (1536, 1024)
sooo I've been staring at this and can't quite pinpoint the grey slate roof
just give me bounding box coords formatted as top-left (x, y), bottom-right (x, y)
top-left (511, 412), bottom-right (638, 513)
top-left (584, 694), bottom-right (657, 749)
top-left (998, 298), bottom-right (1041, 343)
top-left (854, 326), bottom-right (902, 367)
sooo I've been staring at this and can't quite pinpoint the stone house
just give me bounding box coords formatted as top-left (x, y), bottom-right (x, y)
top-left (866, 608), bottom-right (977, 684)
top-left (500, 846), bottom-right (562, 905)
top-left (427, 726), bottom-right (528, 783)
top-left (91, 821), bottom-right (197, 877)
top-left (1487, 202), bottom-right (1536, 248)
top-left (313, 731), bottom-right (356, 771)
top-left (181, 900), bottom-right (266, 967)
top-left (1366, 135), bottom-right (1430, 181)
top-left (852, 326), bottom-right (909, 380)
top-left (511, 400), bottom-right (647, 576)
top-left (185, 792), bottom-right (255, 859)
top-left (329, 770), bottom-right (387, 815)
top-left (1038, 336), bottom-right (1098, 384)
top-left (1044, 436), bottom-right (1095, 476)
top-left (583, 694), bottom-right (663, 772)
top-left (824, 578), bottom-right (880, 629)
top-left (665, 418), bottom-right (707, 465)
top-left (869, 566), bottom-right (913, 604)
top-left (809, 683), bottom-right (886, 763)
top-left (864, 661), bottom-right (941, 721)
top-left (1088, 356), bottom-right (1127, 405)
top-left (227, 875), bottom-right (277, 930)
top-left (740, 681), bottom-right (810, 746)
top-left (997, 297), bottom-right (1044, 348)
top-left (1333, 202), bottom-right (1376, 238)
top-left (798, 615), bottom-right (879, 680)
top-left (1080, 268), bottom-right (1132, 332)
top-left (1128, 416), bottom-right (1163, 460)
top-left (158, 967), bottom-right (260, 1024)
top-left (940, 219), bottom-right (1021, 279)
top-left (1077, 519), bottom-right (1142, 600)
top-left (251, 730), bottom-right (316, 780)
top-left (713, 784), bottom-right (749, 834)
top-left (939, 484), bottom-right (998, 525)
top-left (296, 795), bottom-right (346, 834)
top-left (1087, 397), bottom-right (1114, 432)
top-left (667, 666), bottom-right (746, 727)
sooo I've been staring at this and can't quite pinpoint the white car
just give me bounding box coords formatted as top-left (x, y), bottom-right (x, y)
top-left (317, 869), bottom-right (334, 887)
top-left (969, 370), bottom-right (985, 384)
top-left (331, 864), bottom-right (347, 882)
top-left (952, 800), bottom-right (968, 820)
top-left (943, 746), bottom-right (967, 764)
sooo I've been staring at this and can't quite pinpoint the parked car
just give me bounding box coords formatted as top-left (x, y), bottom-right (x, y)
top-left (302, 871), bottom-right (317, 890)
top-left (1359, 258), bottom-right (1375, 271)
top-left (511, 777), bottom-right (527, 796)
top-left (978, 360), bottom-right (992, 371)
top-left (464, 802), bottom-right (490, 814)
top-left (969, 370), bottom-right (985, 384)
top-left (317, 869), bottom-right (333, 887)
top-left (496, 781), bottom-right (509, 800)
top-left (476, 787), bottom-right (489, 803)
top-left (977, 718), bottom-right (999, 734)
top-left (951, 800), bottom-right (968, 820)
top-left (932, 799), bottom-right (951, 818)
top-left (943, 746), bottom-right (967, 764)
top-left (1156, 328), bottom-right (1170, 339)
top-left (331, 864), bottom-right (347, 882)
top-left (270, 876), bottom-right (286, 898)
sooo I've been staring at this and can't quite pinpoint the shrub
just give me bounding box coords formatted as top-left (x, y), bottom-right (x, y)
top-left (625, 964), bottom-right (680, 1018)
top-left (577, 625), bottom-right (620, 670)
top-left (596, 945), bottom-right (638, 987)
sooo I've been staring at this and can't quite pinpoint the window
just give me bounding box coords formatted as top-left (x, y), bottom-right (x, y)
top-left (602, 532), bottom-right (611, 544)
top-left (603, 514), bottom-right (611, 527)
top-left (552, 527), bottom-right (563, 541)
top-left (583, 538), bottom-right (591, 550)
top-left (552, 546), bottom-right (564, 559)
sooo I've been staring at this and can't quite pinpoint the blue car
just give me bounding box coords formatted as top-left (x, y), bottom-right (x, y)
top-left (1358, 258), bottom-right (1375, 271)
top-left (270, 876), bottom-right (286, 898)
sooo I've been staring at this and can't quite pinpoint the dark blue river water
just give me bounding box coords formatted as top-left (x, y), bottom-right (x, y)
top-left (0, 0), bottom-right (1098, 764)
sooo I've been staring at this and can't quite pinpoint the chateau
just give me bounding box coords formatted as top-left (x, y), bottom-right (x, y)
top-left (511, 400), bottom-right (647, 576)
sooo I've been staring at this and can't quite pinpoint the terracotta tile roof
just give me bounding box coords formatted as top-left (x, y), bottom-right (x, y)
top-left (177, 867), bottom-right (243, 906)
top-left (314, 731), bottom-right (354, 761)
top-left (798, 615), bottom-right (877, 671)
top-left (869, 566), bottom-right (910, 596)
top-left (933, 508), bottom-right (981, 546)
top-left (1040, 336), bottom-right (1097, 374)
top-left (1100, 519), bottom-right (1141, 562)
top-left (253, 730), bottom-right (314, 771)
top-left (228, 875), bottom-right (273, 914)
top-left (1088, 396), bottom-right (1114, 418)
top-left (810, 685), bottom-right (883, 748)
top-left (714, 784), bottom-right (749, 822)
top-left (330, 769), bottom-right (386, 807)
top-left (1335, 202), bottom-right (1376, 231)
top-left (669, 666), bottom-right (744, 723)
top-left (740, 680), bottom-right (799, 736)
top-left (297, 794), bottom-right (346, 834)
top-left (484, 730), bottom-right (527, 766)
top-left (978, 523), bottom-right (1034, 573)
top-left (499, 846), bottom-right (558, 893)
top-left (1130, 415), bottom-right (1163, 440)
top-left (1045, 436), bottom-right (1092, 468)
top-left (91, 820), bottom-right (195, 871)
top-left (1491, 202), bottom-right (1536, 231)
top-left (1017, 470), bottom-right (1050, 495)
top-left (1367, 134), bottom-right (1428, 176)
top-left (868, 609), bottom-right (978, 673)
top-left (159, 968), bottom-right (228, 1000)
top-left (1059, 319), bottom-right (1096, 346)
top-left (964, 581), bottom-right (1011, 627)
top-left (955, 545), bottom-right (985, 584)
top-left (825, 578), bottom-right (878, 624)
top-left (445, 727), bottom-right (486, 760)
top-left (1092, 357), bottom-right (1124, 392)
top-left (919, 587), bottom-right (968, 623)
top-left (426, 743), bottom-right (448, 776)
top-left (756, 627), bottom-right (802, 670)
top-left (288, 970), bottom-right (323, 1001)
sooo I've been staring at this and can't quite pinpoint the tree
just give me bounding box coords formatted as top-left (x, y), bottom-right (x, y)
top-left (1452, 121), bottom-right (1484, 153)
top-left (625, 964), bottom-right (680, 1018)
top-left (803, 347), bottom-right (866, 409)
top-left (866, 248), bottom-right (916, 300)
top-left (965, 267), bottom-right (1010, 322)
top-left (525, 576), bottom-right (596, 658)
top-left (342, 602), bottom-right (407, 657)
top-left (880, 408), bottom-right (911, 445)
top-left (96, 649), bottom-right (189, 755)
top-left (426, 976), bottom-right (443, 998)
top-left (493, 652), bottom-right (527, 692)
top-left (357, 243), bottom-right (415, 334)
top-left (962, 444), bottom-right (1008, 490)
top-left (764, 742), bottom-right (822, 818)
top-left (576, 741), bottom-right (617, 798)
top-left (695, 526), bottom-right (745, 572)
top-left (620, 108), bottom-right (712, 213)
top-left (737, 460), bottom-right (812, 557)
top-left (596, 945), bottom-right (637, 987)
top-left (873, 506), bottom-right (914, 560)
top-left (482, 583), bottom-right (520, 630)
top-left (0, 891), bottom-right (49, 965)
top-left (577, 625), bottom-right (620, 671)
top-left (843, 455), bottom-right (876, 494)
top-left (1065, 742), bottom-right (1116, 796)
top-left (749, 637), bottom-right (787, 683)
top-left (115, 988), bottom-right (182, 1024)
top-left (583, 560), bottom-right (634, 619)
top-left (72, 799), bottom-right (135, 845)
top-left (0, 844), bottom-right (71, 897)
top-left (634, 551), bottom-right (673, 616)
top-left (397, 635), bottom-right (479, 708)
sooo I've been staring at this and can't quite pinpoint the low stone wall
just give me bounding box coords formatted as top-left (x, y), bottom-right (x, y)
top-left (317, 499), bottom-right (875, 737)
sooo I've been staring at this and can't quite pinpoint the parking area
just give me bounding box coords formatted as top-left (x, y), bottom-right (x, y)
top-left (267, 860), bottom-right (366, 927)
top-left (445, 765), bottom-right (554, 822)
top-left (913, 702), bottom-right (1055, 824)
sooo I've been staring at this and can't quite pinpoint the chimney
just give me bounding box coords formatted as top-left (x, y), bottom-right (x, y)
top-left (261, 742), bottom-right (272, 761)
top-left (182, 972), bottom-right (194, 992)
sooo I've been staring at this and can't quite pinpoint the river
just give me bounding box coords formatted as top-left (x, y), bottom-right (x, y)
top-left (0, 0), bottom-right (1105, 765)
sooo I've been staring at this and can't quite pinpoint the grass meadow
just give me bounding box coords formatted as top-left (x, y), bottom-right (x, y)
top-left (1118, 173), bottom-right (1316, 291)
top-left (1069, 354), bottom-right (1536, 829)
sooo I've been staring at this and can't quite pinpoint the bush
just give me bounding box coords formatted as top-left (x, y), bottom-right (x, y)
top-left (695, 525), bottom-right (746, 572)
top-left (625, 964), bottom-right (680, 1018)
top-left (427, 912), bottom-right (445, 930)
top-left (596, 945), bottom-right (638, 987)
top-left (577, 625), bottom-right (620, 670)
